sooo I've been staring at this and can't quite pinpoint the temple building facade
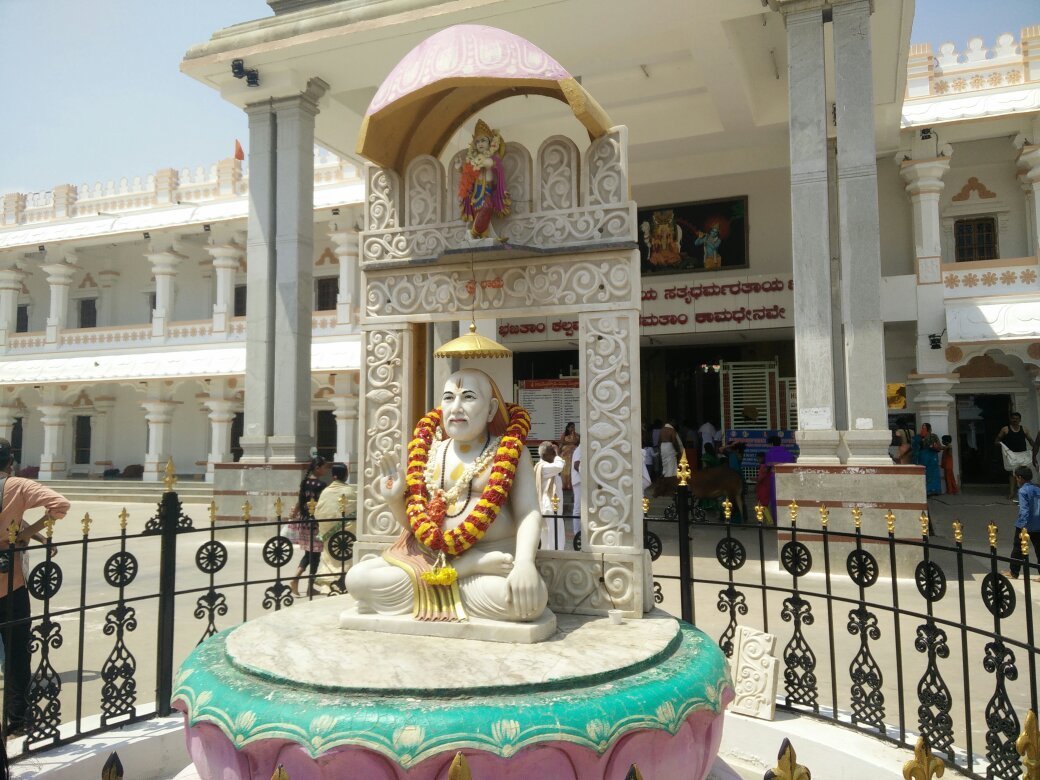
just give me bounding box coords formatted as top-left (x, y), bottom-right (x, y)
top-left (0, 1), bottom-right (1037, 494)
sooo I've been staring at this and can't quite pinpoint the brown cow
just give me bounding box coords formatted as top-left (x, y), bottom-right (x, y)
top-left (651, 466), bottom-right (746, 520)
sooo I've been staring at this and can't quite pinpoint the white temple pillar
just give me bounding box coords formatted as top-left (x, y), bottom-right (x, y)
top-left (147, 243), bottom-right (186, 338)
top-left (781, 5), bottom-right (840, 463)
top-left (41, 254), bottom-right (79, 345)
top-left (1017, 140), bottom-right (1040, 256)
top-left (90, 396), bottom-right (116, 477)
top-left (268, 81), bottom-right (327, 463)
top-left (832, 0), bottom-right (890, 464)
top-left (208, 235), bottom-right (244, 333)
top-left (204, 398), bottom-right (236, 482)
top-left (240, 102), bottom-right (277, 462)
top-left (142, 383), bottom-right (176, 482)
top-left (328, 228), bottom-right (359, 326)
top-left (96, 269), bottom-right (120, 328)
top-left (0, 262), bottom-right (25, 348)
top-left (909, 376), bottom-right (957, 448)
top-left (900, 155), bottom-right (952, 376)
top-left (38, 402), bottom-right (69, 480)
top-left (330, 374), bottom-right (359, 478)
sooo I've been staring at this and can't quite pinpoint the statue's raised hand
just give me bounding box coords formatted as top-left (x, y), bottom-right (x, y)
top-left (376, 454), bottom-right (405, 504)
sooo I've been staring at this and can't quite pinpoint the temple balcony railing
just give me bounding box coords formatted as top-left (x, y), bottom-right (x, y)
top-left (0, 147), bottom-right (358, 229)
top-left (0, 312), bottom-right (354, 357)
top-left (941, 256), bottom-right (1040, 299)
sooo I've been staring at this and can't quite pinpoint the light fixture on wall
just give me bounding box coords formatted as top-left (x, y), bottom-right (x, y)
top-left (37, 245), bottom-right (45, 253)
top-left (142, 232), bottom-right (151, 240)
top-left (920, 128), bottom-right (933, 140)
top-left (928, 329), bottom-right (946, 350)
top-left (231, 58), bottom-right (260, 87)
top-left (202, 224), bottom-right (211, 232)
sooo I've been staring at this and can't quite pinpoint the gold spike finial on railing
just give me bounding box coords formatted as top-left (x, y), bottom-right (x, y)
top-left (952, 520), bottom-right (963, 544)
top-left (919, 511), bottom-right (930, 538)
top-left (163, 457), bottom-right (177, 492)
top-left (208, 501), bottom-right (217, 525)
top-left (677, 450), bottom-right (691, 487)
top-left (81, 512), bottom-right (92, 537)
top-left (101, 750), bottom-right (124, 780)
top-left (242, 501), bottom-right (252, 522)
top-left (118, 508), bottom-right (129, 531)
top-left (553, 494), bottom-right (562, 513)
top-left (447, 751), bottom-right (472, 780)
top-left (987, 521), bottom-right (998, 549)
top-left (1022, 528), bottom-right (1031, 556)
top-left (765, 737), bottom-right (811, 780)
top-left (269, 765), bottom-right (290, 780)
top-left (44, 516), bottom-right (55, 540)
top-left (7, 522), bottom-right (18, 546)
top-left (307, 498), bottom-right (318, 517)
top-left (641, 496), bottom-right (649, 513)
top-left (902, 736), bottom-right (945, 780)
top-left (788, 500), bottom-right (799, 525)
top-left (755, 504), bottom-right (765, 525)
top-left (819, 505), bottom-right (829, 528)
top-left (886, 509), bottom-right (896, 535)
top-left (852, 506), bottom-right (862, 530)
top-left (722, 497), bottom-right (732, 521)
top-left (338, 493), bottom-right (347, 515)
top-left (274, 496), bottom-right (284, 518)
top-left (1016, 708), bottom-right (1039, 780)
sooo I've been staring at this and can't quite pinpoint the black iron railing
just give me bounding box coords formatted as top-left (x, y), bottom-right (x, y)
top-left (635, 484), bottom-right (1040, 780)
top-left (0, 488), bottom-right (355, 757)
top-left (2, 484), bottom-right (1038, 780)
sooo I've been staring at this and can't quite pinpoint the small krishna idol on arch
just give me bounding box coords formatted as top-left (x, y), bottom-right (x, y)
top-left (457, 118), bottom-right (512, 240)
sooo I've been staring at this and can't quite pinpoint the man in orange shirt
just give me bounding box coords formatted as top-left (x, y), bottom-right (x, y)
top-left (0, 438), bottom-right (69, 737)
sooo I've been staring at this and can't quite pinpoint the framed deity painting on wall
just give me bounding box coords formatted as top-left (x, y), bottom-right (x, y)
top-left (637, 196), bottom-right (749, 276)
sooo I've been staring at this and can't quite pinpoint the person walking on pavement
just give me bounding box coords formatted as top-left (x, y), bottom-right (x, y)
top-left (1002, 466), bottom-right (1040, 581)
top-left (996, 412), bottom-right (1033, 502)
top-left (0, 437), bottom-right (70, 737)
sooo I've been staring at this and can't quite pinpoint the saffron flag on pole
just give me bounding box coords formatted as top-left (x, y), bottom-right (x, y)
top-left (234, 140), bottom-right (245, 161)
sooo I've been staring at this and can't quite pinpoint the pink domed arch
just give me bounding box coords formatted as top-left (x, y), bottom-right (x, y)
top-left (356, 24), bottom-right (612, 173)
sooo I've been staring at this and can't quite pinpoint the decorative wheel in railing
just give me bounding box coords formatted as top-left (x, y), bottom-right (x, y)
top-left (981, 572), bottom-right (1016, 619)
top-left (846, 549), bottom-right (879, 588)
top-left (27, 560), bottom-right (63, 600)
top-left (573, 531), bottom-right (581, 552)
top-left (103, 552), bottom-right (138, 589)
top-left (915, 561), bottom-right (947, 602)
top-left (716, 538), bottom-right (746, 570)
top-left (327, 530), bottom-right (356, 563)
top-left (195, 541), bottom-right (228, 574)
top-left (781, 541), bottom-right (812, 577)
top-left (263, 536), bottom-right (294, 568)
top-left (644, 531), bottom-right (663, 561)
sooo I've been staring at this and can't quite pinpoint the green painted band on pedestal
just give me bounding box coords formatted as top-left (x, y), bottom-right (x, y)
top-left (173, 622), bottom-right (731, 768)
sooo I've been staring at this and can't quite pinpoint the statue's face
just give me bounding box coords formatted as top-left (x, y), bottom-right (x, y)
top-left (474, 135), bottom-right (491, 154)
top-left (442, 371), bottom-right (497, 443)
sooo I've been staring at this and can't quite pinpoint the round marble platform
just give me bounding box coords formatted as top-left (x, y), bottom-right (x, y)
top-left (173, 598), bottom-right (732, 780)
top-left (226, 599), bottom-right (678, 692)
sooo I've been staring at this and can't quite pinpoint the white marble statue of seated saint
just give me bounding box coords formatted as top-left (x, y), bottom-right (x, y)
top-left (346, 369), bottom-right (549, 623)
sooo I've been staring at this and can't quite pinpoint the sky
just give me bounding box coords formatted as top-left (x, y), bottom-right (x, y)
top-left (0, 0), bottom-right (1036, 195)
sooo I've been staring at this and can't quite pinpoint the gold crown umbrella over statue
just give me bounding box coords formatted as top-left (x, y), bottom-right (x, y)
top-left (433, 321), bottom-right (511, 360)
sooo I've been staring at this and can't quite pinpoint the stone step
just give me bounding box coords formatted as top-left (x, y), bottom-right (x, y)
top-left (33, 479), bottom-right (214, 504)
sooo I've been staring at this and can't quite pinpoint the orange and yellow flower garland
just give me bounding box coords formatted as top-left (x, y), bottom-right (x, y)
top-left (405, 403), bottom-right (531, 557)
